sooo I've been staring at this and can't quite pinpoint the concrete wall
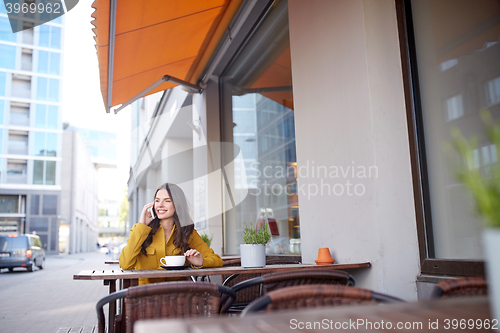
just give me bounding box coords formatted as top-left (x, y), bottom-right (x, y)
top-left (288, 0), bottom-right (420, 300)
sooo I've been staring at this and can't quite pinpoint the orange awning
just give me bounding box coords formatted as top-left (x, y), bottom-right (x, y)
top-left (91, 0), bottom-right (242, 112)
top-left (249, 46), bottom-right (293, 110)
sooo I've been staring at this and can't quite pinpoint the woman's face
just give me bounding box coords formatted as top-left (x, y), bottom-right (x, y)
top-left (154, 189), bottom-right (176, 220)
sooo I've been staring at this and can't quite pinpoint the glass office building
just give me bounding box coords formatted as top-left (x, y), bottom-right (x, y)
top-left (0, 6), bottom-right (63, 254)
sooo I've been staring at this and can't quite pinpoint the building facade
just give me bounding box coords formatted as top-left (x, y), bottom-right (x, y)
top-left (98, 0), bottom-right (499, 300)
top-left (0, 8), bottom-right (64, 254)
top-left (60, 125), bottom-right (98, 254)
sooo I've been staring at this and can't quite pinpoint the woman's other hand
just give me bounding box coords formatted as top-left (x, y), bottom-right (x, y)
top-left (184, 249), bottom-right (203, 267)
top-left (139, 203), bottom-right (155, 226)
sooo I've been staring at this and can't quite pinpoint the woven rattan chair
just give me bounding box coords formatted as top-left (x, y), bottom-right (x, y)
top-left (96, 281), bottom-right (236, 333)
top-left (221, 269), bottom-right (354, 313)
top-left (431, 277), bottom-right (488, 299)
top-left (241, 284), bottom-right (404, 316)
top-left (221, 257), bottom-right (302, 313)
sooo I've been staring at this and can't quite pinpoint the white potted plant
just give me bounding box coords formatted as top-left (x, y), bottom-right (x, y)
top-left (451, 109), bottom-right (500, 322)
top-left (240, 222), bottom-right (272, 268)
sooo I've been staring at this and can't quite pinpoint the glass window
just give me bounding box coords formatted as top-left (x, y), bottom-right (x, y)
top-left (0, 17), bottom-right (16, 42)
top-left (30, 195), bottom-right (40, 215)
top-left (46, 133), bottom-right (57, 156)
top-left (0, 44), bottom-right (16, 69)
top-left (488, 76), bottom-right (500, 106)
top-left (47, 105), bottom-right (58, 129)
top-left (30, 218), bottom-right (48, 232)
top-left (446, 95), bottom-right (464, 121)
top-left (0, 100), bottom-right (4, 124)
top-left (36, 77), bottom-right (60, 102)
top-left (36, 77), bottom-right (48, 100)
top-left (37, 51), bottom-right (60, 75)
top-left (0, 128), bottom-right (3, 154)
top-left (0, 72), bottom-right (6, 96)
top-left (49, 52), bottom-right (60, 75)
top-left (35, 104), bottom-right (59, 129)
top-left (42, 195), bottom-right (57, 215)
top-left (32, 131), bottom-right (58, 157)
top-left (410, 0), bottom-right (500, 260)
top-left (0, 195), bottom-right (18, 213)
top-left (38, 25), bottom-right (50, 48)
top-left (33, 160), bottom-right (44, 184)
top-left (0, 1), bottom-right (6, 14)
top-left (38, 51), bottom-right (49, 73)
top-left (221, 0), bottom-right (299, 255)
top-left (37, 25), bottom-right (61, 50)
top-left (48, 78), bottom-right (59, 101)
top-left (45, 161), bottom-right (55, 185)
top-left (35, 104), bottom-right (46, 128)
top-left (33, 132), bottom-right (45, 156)
top-left (50, 27), bottom-right (61, 49)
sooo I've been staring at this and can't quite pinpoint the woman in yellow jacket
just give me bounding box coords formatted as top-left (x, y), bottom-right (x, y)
top-left (119, 183), bottom-right (222, 285)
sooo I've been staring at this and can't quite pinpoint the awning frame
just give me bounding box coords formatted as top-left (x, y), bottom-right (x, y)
top-left (106, 0), bottom-right (117, 113)
top-left (113, 75), bottom-right (204, 114)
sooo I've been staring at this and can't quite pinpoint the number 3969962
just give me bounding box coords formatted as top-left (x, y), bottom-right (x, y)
top-left (6, 2), bottom-right (62, 15)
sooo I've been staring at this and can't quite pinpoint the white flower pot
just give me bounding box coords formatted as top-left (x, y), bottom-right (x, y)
top-left (240, 244), bottom-right (266, 268)
top-left (483, 228), bottom-right (500, 323)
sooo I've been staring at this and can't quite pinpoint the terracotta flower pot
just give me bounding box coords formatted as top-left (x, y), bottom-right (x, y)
top-left (315, 247), bottom-right (335, 265)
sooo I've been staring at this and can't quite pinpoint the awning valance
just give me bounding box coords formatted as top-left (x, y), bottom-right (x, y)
top-left (91, 0), bottom-right (242, 112)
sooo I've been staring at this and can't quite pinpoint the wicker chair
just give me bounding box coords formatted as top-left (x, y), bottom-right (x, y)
top-left (241, 284), bottom-right (404, 316)
top-left (221, 257), bottom-right (302, 313)
top-left (96, 281), bottom-right (236, 333)
top-left (431, 277), bottom-right (488, 299)
top-left (221, 269), bottom-right (354, 313)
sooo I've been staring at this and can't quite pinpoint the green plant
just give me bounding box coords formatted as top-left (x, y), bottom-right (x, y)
top-left (450, 109), bottom-right (500, 228)
top-left (200, 233), bottom-right (213, 247)
top-left (242, 222), bottom-right (272, 245)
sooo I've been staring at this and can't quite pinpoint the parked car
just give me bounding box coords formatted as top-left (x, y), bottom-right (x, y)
top-left (0, 234), bottom-right (46, 272)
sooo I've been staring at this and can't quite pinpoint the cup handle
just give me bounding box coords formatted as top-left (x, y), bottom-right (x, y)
top-left (160, 258), bottom-right (166, 266)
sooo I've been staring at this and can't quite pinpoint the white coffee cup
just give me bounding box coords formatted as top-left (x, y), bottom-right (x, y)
top-left (160, 255), bottom-right (185, 266)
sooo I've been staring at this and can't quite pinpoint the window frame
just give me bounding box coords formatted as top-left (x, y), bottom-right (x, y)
top-left (395, 0), bottom-right (485, 277)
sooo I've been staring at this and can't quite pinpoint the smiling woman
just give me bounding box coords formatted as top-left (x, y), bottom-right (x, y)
top-left (119, 182), bottom-right (223, 285)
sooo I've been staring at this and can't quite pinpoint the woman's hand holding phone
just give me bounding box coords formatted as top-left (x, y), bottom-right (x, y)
top-left (140, 203), bottom-right (155, 226)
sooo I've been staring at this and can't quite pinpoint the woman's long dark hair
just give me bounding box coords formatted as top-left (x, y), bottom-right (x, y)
top-left (140, 183), bottom-right (194, 255)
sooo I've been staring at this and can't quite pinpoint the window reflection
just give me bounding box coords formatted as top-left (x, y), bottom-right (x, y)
top-left (222, 0), bottom-right (299, 255)
top-left (38, 25), bottom-right (61, 49)
top-left (36, 77), bottom-right (60, 101)
top-left (411, 0), bottom-right (500, 259)
top-left (32, 131), bottom-right (58, 157)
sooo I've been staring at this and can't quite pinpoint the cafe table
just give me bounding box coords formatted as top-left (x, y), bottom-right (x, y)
top-left (74, 261), bottom-right (370, 333)
top-left (74, 262), bottom-right (371, 295)
top-left (135, 296), bottom-right (495, 333)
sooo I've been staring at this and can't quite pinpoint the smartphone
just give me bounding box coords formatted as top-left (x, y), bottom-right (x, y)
top-left (147, 207), bottom-right (155, 219)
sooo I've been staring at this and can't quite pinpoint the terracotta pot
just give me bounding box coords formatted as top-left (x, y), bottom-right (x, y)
top-left (315, 247), bottom-right (334, 265)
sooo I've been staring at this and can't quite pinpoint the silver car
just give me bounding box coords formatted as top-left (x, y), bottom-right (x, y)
top-left (0, 234), bottom-right (46, 272)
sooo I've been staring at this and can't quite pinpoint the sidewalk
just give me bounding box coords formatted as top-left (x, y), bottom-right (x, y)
top-left (0, 251), bottom-right (113, 333)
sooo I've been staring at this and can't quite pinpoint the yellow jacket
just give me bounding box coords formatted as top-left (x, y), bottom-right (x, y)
top-left (119, 223), bottom-right (222, 285)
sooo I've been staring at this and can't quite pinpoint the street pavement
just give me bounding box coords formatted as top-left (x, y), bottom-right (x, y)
top-left (0, 251), bottom-right (112, 333)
